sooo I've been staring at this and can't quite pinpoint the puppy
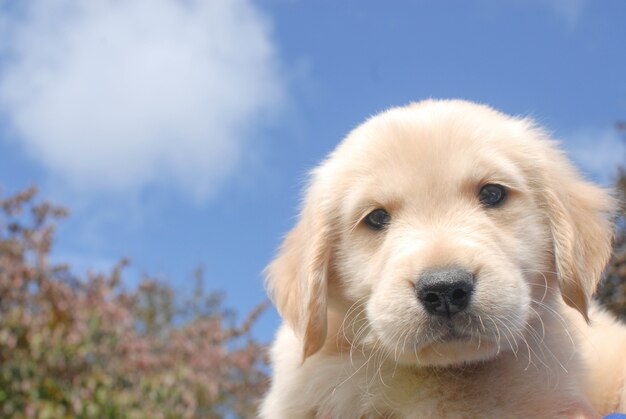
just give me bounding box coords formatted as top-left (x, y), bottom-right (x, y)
top-left (261, 100), bottom-right (626, 418)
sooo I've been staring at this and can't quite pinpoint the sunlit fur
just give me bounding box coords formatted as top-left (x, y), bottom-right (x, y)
top-left (261, 100), bottom-right (626, 418)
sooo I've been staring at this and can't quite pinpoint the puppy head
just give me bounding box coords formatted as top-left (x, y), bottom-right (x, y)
top-left (266, 99), bottom-right (615, 365)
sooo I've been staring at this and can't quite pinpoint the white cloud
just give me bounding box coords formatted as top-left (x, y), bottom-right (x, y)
top-left (0, 0), bottom-right (284, 201)
top-left (563, 127), bottom-right (625, 185)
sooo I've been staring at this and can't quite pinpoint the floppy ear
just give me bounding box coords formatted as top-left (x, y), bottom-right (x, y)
top-left (542, 152), bottom-right (616, 320)
top-left (265, 180), bottom-right (333, 360)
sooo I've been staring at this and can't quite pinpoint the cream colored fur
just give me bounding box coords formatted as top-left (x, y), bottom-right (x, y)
top-left (261, 100), bottom-right (626, 418)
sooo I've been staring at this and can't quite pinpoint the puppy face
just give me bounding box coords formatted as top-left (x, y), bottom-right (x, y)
top-left (267, 100), bottom-right (614, 366)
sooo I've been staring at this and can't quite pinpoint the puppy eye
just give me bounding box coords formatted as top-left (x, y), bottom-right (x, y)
top-left (479, 184), bottom-right (507, 207)
top-left (364, 208), bottom-right (391, 230)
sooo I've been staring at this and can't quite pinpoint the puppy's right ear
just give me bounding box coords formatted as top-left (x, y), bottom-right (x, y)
top-left (265, 180), bottom-right (333, 361)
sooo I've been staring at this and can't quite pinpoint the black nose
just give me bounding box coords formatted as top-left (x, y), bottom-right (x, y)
top-left (416, 267), bottom-right (474, 318)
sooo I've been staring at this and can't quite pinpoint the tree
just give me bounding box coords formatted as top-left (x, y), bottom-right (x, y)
top-left (596, 122), bottom-right (626, 320)
top-left (596, 173), bottom-right (626, 319)
top-left (0, 186), bottom-right (268, 418)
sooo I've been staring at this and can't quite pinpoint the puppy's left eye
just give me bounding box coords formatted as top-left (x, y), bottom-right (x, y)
top-left (364, 208), bottom-right (391, 230)
top-left (479, 184), bottom-right (507, 207)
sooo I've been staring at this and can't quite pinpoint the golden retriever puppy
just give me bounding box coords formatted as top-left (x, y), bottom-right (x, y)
top-left (261, 100), bottom-right (626, 418)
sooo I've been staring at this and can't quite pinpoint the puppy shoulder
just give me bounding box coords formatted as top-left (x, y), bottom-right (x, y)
top-left (576, 303), bottom-right (626, 413)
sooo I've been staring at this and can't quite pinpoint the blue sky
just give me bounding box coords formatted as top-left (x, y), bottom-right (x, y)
top-left (0, 0), bottom-right (625, 342)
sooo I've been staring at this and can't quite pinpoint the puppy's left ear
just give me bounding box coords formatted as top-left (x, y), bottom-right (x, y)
top-left (542, 149), bottom-right (616, 320)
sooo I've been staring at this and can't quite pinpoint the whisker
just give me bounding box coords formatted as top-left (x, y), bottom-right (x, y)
top-left (486, 315), bottom-right (502, 355)
top-left (493, 317), bottom-right (518, 357)
top-left (530, 299), bottom-right (576, 355)
top-left (335, 336), bottom-right (382, 391)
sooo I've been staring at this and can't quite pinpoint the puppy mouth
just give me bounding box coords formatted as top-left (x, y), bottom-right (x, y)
top-left (431, 322), bottom-right (474, 343)
top-left (419, 311), bottom-right (496, 347)
top-left (438, 327), bottom-right (472, 342)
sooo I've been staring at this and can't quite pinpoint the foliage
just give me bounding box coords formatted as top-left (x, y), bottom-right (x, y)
top-left (597, 168), bottom-right (626, 320)
top-left (0, 186), bottom-right (268, 418)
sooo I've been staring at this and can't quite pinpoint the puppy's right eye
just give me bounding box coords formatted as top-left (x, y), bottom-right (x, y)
top-left (364, 208), bottom-right (390, 230)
